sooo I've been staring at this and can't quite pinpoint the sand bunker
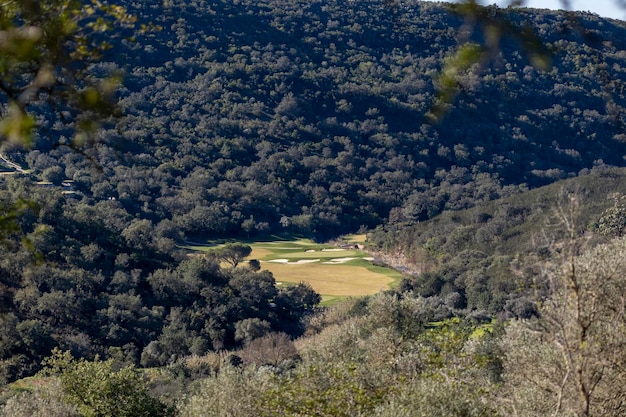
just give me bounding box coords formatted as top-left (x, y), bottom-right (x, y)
top-left (266, 259), bottom-right (320, 264)
top-left (322, 257), bottom-right (356, 264)
top-left (268, 256), bottom-right (374, 265)
top-left (321, 248), bottom-right (345, 252)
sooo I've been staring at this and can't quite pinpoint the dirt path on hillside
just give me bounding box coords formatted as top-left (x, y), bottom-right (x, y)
top-left (0, 153), bottom-right (27, 173)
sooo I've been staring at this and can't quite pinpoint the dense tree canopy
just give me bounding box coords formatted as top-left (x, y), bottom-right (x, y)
top-left (0, 175), bottom-right (319, 383)
top-left (0, 0), bottom-right (139, 148)
top-left (3, 0), bottom-right (624, 241)
top-left (2, 1), bottom-right (626, 416)
top-left (1, 0), bottom-right (626, 401)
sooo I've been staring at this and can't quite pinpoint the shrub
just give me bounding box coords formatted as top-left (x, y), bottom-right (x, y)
top-left (40, 349), bottom-right (174, 417)
top-left (0, 379), bottom-right (79, 417)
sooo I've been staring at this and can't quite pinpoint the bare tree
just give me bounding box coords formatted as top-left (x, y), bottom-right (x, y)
top-left (499, 233), bottom-right (626, 416)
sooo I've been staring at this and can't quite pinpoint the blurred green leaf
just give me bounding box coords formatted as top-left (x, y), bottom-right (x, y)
top-left (0, 103), bottom-right (36, 148)
top-left (0, 0), bottom-right (142, 149)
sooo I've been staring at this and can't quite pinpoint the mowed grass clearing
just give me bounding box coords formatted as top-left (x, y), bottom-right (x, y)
top-left (261, 263), bottom-right (393, 296)
top-left (249, 239), bottom-right (403, 301)
top-left (183, 237), bottom-right (404, 302)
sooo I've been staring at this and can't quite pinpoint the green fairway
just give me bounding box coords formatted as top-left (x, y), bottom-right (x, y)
top-left (184, 238), bottom-right (404, 302)
top-left (250, 239), bottom-right (403, 301)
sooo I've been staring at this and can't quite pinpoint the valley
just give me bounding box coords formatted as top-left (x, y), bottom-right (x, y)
top-left (187, 237), bottom-right (403, 304)
top-left (2, 0), bottom-right (626, 415)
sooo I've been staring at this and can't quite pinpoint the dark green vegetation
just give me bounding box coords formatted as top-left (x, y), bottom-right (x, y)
top-left (369, 166), bottom-right (626, 315)
top-left (0, 0), bottom-right (138, 147)
top-left (6, 230), bottom-right (626, 416)
top-left (2, 0), bottom-right (626, 415)
top-left (0, 176), bottom-right (319, 383)
top-left (7, 0), bottom-right (626, 241)
top-left (174, 230), bottom-right (626, 416)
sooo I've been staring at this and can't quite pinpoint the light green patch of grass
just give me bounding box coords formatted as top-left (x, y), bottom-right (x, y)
top-left (184, 237), bottom-right (405, 301)
top-left (183, 244), bottom-right (218, 252)
top-left (264, 249), bottom-right (363, 260)
top-left (6, 376), bottom-right (50, 393)
top-left (470, 322), bottom-right (495, 339)
top-left (248, 247), bottom-right (273, 260)
top-left (178, 239), bottom-right (219, 252)
top-left (319, 295), bottom-right (346, 306)
top-left (254, 239), bottom-right (403, 297)
top-left (361, 263), bottom-right (405, 287)
top-left (263, 262), bottom-right (394, 296)
top-left (343, 233), bottom-right (367, 243)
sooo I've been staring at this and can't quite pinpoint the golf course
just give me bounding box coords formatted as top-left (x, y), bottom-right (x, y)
top-left (185, 235), bottom-right (404, 304)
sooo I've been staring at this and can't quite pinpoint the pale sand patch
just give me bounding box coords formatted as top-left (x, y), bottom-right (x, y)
top-left (267, 258), bottom-right (289, 263)
top-left (363, 257), bottom-right (374, 261)
top-left (266, 259), bottom-right (320, 264)
top-left (321, 248), bottom-right (345, 252)
top-left (322, 257), bottom-right (356, 264)
top-left (305, 249), bottom-right (315, 253)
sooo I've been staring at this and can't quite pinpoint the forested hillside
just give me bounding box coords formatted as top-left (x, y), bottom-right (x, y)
top-left (369, 166), bottom-right (626, 315)
top-left (11, 0), bottom-right (626, 240)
